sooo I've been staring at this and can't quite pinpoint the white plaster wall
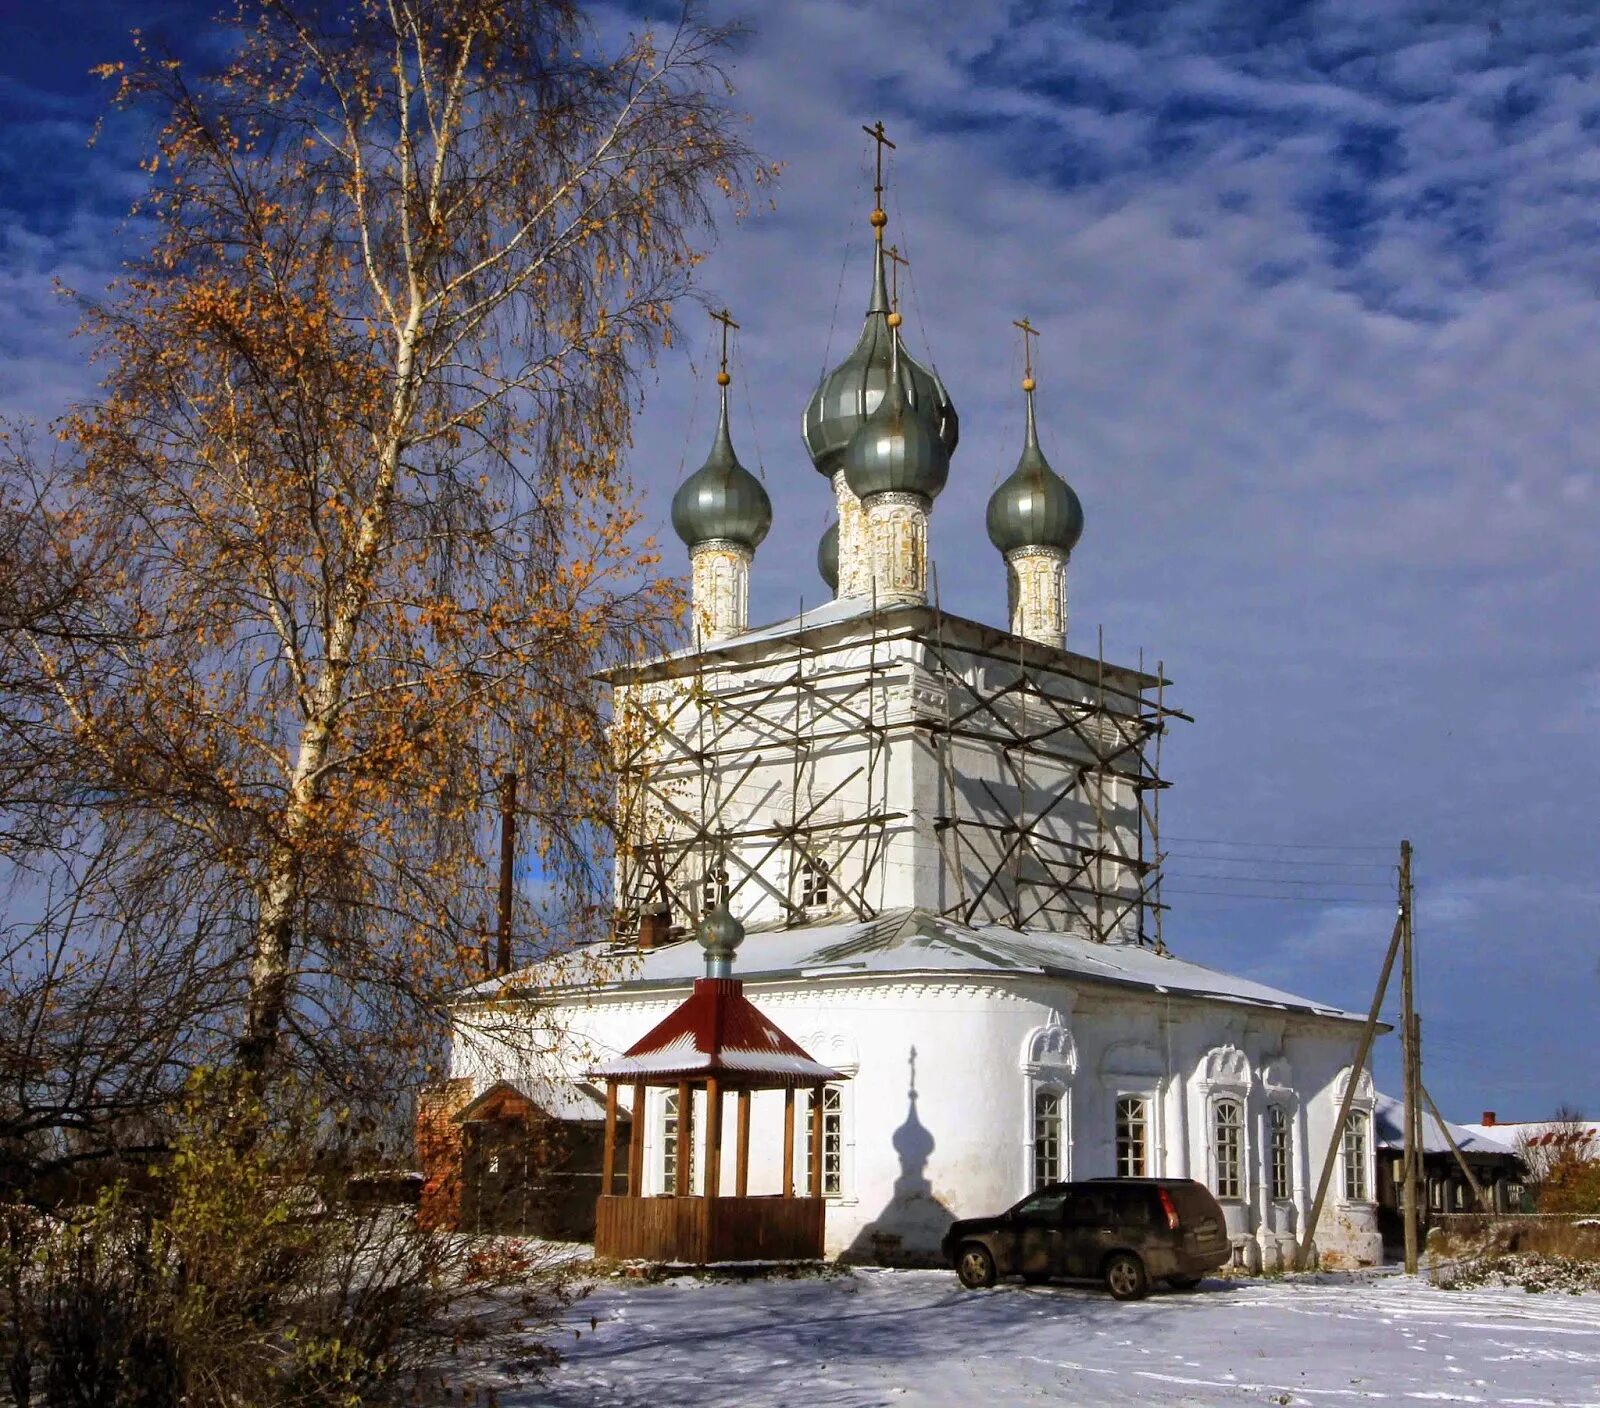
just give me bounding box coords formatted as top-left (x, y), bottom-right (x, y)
top-left (449, 972), bottom-right (1380, 1268)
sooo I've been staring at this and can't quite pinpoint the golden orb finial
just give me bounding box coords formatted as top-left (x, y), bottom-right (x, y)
top-left (1022, 375), bottom-right (1035, 393)
top-left (887, 310), bottom-right (903, 328)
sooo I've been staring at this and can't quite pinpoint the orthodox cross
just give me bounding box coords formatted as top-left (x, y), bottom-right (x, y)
top-left (710, 306), bottom-right (739, 387)
top-left (885, 244), bottom-right (909, 310)
top-left (1013, 315), bottom-right (1040, 390)
top-left (863, 120), bottom-right (896, 239)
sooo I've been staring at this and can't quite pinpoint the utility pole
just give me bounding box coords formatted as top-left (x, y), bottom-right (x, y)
top-left (496, 769), bottom-right (518, 976)
top-left (1399, 838), bottom-right (1419, 1275)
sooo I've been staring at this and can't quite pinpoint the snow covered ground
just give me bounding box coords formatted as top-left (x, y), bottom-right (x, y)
top-left (489, 1267), bottom-right (1600, 1407)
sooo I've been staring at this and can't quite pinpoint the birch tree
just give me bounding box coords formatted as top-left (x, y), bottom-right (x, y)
top-left (8, 0), bottom-right (758, 1121)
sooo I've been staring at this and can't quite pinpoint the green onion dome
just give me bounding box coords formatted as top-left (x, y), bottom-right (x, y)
top-left (671, 387), bottom-right (772, 552)
top-left (818, 520), bottom-right (839, 592)
top-left (801, 245), bottom-right (958, 479)
top-left (841, 334), bottom-right (951, 503)
top-left (985, 390), bottom-right (1083, 555)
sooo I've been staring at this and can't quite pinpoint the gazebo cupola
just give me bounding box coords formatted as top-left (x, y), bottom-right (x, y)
top-left (590, 906), bottom-right (846, 1264)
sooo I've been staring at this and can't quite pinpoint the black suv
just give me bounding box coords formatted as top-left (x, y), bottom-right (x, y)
top-left (940, 1178), bottom-right (1231, 1300)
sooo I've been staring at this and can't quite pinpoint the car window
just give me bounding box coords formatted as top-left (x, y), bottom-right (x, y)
top-left (1113, 1189), bottom-right (1154, 1225)
top-left (1014, 1190), bottom-right (1068, 1221)
top-left (1064, 1191), bottom-right (1114, 1226)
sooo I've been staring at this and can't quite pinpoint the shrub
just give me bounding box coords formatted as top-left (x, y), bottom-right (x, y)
top-left (0, 1073), bottom-right (577, 1407)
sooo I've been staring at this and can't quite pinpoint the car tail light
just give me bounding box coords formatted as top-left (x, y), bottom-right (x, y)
top-left (1158, 1187), bottom-right (1181, 1231)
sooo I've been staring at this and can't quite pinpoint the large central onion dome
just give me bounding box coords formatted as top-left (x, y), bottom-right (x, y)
top-left (671, 386), bottom-right (772, 552)
top-left (801, 246), bottom-right (958, 479)
top-left (986, 388), bottom-right (1083, 555)
top-left (841, 335), bottom-right (951, 502)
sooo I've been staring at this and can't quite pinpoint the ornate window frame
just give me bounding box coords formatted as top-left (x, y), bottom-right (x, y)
top-left (1196, 1045), bottom-right (1253, 1204)
top-left (1020, 1019), bottom-right (1077, 1191)
top-left (1101, 1040), bottom-right (1164, 1179)
top-left (1334, 1066), bottom-right (1377, 1206)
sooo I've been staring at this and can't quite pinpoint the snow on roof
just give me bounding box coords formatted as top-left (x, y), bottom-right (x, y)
top-left (591, 976), bottom-right (844, 1087)
top-left (1458, 1120), bottom-right (1600, 1152)
top-left (470, 908), bottom-right (1366, 1023)
top-left (595, 596), bottom-right (1162, 691)
top-left (1373, 1093), bottom-right (1520, 1158)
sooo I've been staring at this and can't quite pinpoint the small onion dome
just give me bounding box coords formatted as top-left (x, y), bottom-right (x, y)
top-left (818, 520), bottom-right (839, 592)
top-left (671, 388), bottom-right (772, 552)
top-left (986, 390), bottom-right (1083, 555)
top-left (841, 340), bottom-right (951, 502)
top-left (801, 245), bottom-right (958, 479)
top-left (697, 903), bottom-right (745, 963)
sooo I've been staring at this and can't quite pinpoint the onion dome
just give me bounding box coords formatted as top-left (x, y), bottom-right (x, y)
top-left (671, 385), bottom-right (772, 552)
top-left (818, 520), bottom-right (839, 592)
top-left (697, 902), bottom-right (745, 978)
top-left (986, 386), bottom-right (1083, 555)
top-left (801, 244), bottom-right (958, 479)
top-left (841, 330), bottom-right (951, 502)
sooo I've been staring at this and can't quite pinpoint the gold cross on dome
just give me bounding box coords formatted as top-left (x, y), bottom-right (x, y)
top-left (709, 306), bottom-right (739, 382)
top-left (1013, 316), bottom-right (1040, 385)
top-left (863, 120), bottom-right (896, 205)
top-left (884, 244), bottom-right (909, 308)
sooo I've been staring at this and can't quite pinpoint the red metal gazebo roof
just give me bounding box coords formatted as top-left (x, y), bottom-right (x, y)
top-left (592, 978), bottom-right (843, 1088)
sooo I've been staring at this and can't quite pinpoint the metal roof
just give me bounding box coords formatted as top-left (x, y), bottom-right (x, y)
top-left (590, 977), bottom-right (844, 1088)
top-left (469, 908), bottom-right (1366, 1024)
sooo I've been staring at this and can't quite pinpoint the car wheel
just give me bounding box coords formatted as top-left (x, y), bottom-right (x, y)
top-left (1103, 1252), bottom-right (1148, 1301)
top-left (1165, 1274), bottom-right (1202, 1291)
top-left (956, 1242), bottom-right (997, 1290)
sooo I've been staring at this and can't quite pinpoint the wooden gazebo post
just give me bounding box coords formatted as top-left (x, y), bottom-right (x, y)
top-left (704, 1076), bottom-right (723, 1198)
top-left (629, 1079), bottom-right (645, 1194)
top-left (601, 1080), bottom-right (619, 1194)
top-left (782, 1088), bottom-right (796, 1196)
top-left (736, 1089), bottom-right (752, 1197)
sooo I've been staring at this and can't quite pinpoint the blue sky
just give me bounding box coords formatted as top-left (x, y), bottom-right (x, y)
top-left (3, 1), bottom-right (1597, 1122)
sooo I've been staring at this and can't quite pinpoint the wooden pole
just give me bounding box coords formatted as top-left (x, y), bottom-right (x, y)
top-left (601, 1081), bottom-right (618, 1196)
top-left (496, 770), bottom-right (517, 975)
top-left (1297, 911), bottom-right (1403, 1270)
top-left (736, 1089), bottom-right (752, 1197)
top-left (782, 1087), bottom-right (796, 1196)
top-left (678, 1078), bottom-right (693, 1194)
top-left (1422, 1081), bottom-right (1486, 1208)
top-left (705, 1078), bottom-right (723, 1199)
top-left (809, 1085), bottom-right (825, 1198)
top-left (628, 1080), bottom-right (646, 1195)
top-left (1400, 839), bottom-right (1419, 1276)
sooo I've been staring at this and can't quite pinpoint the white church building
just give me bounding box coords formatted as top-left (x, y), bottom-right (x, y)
top-left (446, 180), bottom-right (1384, 1272)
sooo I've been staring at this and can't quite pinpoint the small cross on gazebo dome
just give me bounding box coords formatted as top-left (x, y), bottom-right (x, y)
top-left (590, 906), bottom-right (847, 1264)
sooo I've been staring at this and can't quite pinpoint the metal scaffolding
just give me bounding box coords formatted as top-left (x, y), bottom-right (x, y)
top-left (607, 602), bottom-right (1185, 949)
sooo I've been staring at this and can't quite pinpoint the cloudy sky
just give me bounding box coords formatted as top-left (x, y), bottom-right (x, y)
top-left (3, 1), bottom-right (1597, 1121)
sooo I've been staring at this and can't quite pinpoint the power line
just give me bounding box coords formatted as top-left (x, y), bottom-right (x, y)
top-left (1165, 870), bottom-right (1393, 888)
top-left (1162, 835), bottom-right (1393, 853)
top-left (1163, 852), bottom-right (1394, 871)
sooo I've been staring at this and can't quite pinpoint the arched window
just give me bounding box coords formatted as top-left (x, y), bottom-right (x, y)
top-left (1269, 1105), bottom-right (1292, 1202)
top-left (805, 1086), bottom-right (844, 1197)
top-left (1033, 1090), bottom-right (1064, 1188)
top-left (1116, 1095), bottom-right (1150, 1177)
top-left (800, 856), bottom-right (831, 908)
top-left (1342, 1111), bottom-right (1370, 1202)
top-left (701, 866), bottom-right (729, 912)
top-left (1213, 1098), bottom-right (1244, 1200)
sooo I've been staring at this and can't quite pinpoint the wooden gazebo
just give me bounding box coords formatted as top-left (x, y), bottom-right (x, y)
top-left (591, 907), bottom-right (845, 1263)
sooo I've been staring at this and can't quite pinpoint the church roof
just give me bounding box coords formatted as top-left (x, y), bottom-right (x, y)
top-left (468, 908), bottom-right (1365, 1024)
top-left (590, 976), bottom-right (844, 1087)
top-left (594, 597), bottom-right (1164, 694)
